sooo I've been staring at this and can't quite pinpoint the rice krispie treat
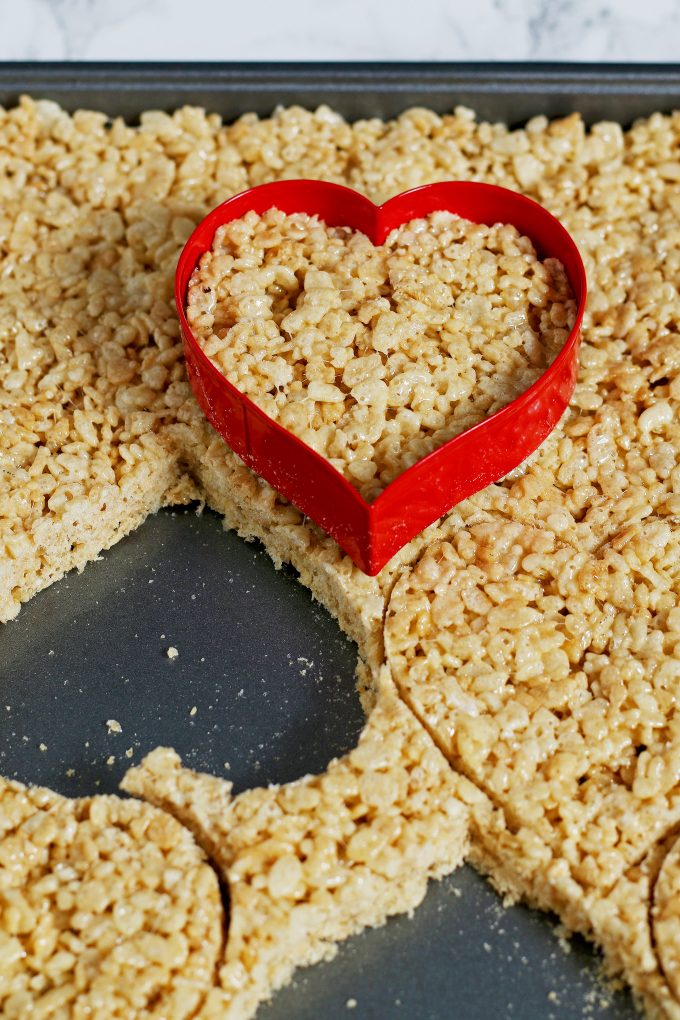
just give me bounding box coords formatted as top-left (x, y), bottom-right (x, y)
top-left (186, 209), bottom-right (575, 500)
top-left (0, 778), bottom-right (224, 1020)
top-left (384, 516), bottom-right (680, 1015)
top-left (121, 672), bottom-right (471, 1020)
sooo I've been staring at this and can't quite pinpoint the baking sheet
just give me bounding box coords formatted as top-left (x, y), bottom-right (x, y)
top-left (3, 63), bottom-right (679, 1018)
top-left (1, 61), bottom-right (680, 123)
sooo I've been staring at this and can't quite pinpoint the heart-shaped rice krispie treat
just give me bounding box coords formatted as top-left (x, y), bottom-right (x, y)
top-left (187, 209), bottom-right (575, 500)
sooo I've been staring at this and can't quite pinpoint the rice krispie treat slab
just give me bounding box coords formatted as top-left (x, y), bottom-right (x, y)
top-left (2, 94), bottom-right (680, 1018)
top-left (2, 98), bottom-right (678, 623)
top-left (0, 778), bottom-right (225, 1020)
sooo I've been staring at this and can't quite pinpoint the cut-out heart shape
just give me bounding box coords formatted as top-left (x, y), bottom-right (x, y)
top-left (176, 181), bottom-right (587, 576)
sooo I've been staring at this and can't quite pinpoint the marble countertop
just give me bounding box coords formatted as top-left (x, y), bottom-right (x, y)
top-left (1, 0), bottom-right (678, 62)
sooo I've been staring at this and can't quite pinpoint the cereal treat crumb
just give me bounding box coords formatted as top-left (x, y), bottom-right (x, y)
top-left (106, 718), bottom-right (122, 733)
top-left (166, 645), bottom-right (179, 659)
top-left (0, 778), bottom-right (224, 1019)
top-left (187, 209), bottom-right (575, 501)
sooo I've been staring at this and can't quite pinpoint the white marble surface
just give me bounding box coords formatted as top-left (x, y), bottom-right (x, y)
top-left (0, 0), bottom-right (678, 62)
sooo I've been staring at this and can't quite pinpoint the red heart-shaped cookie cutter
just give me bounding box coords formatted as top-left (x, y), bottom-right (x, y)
top-left (176, 180), bottom-right (587, 576)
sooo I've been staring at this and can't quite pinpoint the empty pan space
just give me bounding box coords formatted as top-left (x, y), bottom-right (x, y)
top-left (0, 505), bottom-right (364, 798)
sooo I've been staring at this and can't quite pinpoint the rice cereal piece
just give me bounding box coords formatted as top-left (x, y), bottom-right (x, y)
top-left (0, 778), bottom-right (224, 1020)
top-left (2, 96), bottom-right (679, 627)
top-left (121, 669), bottom-right (472, 1020)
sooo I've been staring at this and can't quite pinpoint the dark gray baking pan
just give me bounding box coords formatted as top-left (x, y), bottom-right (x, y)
top-left (1, 61), bottom-right (680, 124)
top-left (3, 62), bottom-right (679, 1020)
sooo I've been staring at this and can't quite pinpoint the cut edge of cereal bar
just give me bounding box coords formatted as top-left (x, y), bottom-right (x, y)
top-left (0, 436), bottom-right (185, 623)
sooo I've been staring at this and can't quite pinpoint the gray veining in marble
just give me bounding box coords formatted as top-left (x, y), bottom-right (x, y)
top-left (0, 0), bottom-right (678, 61)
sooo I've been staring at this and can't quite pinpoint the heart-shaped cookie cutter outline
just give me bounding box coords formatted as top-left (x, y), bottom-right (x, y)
top-left (176, 180), bottom-right (587, 576)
